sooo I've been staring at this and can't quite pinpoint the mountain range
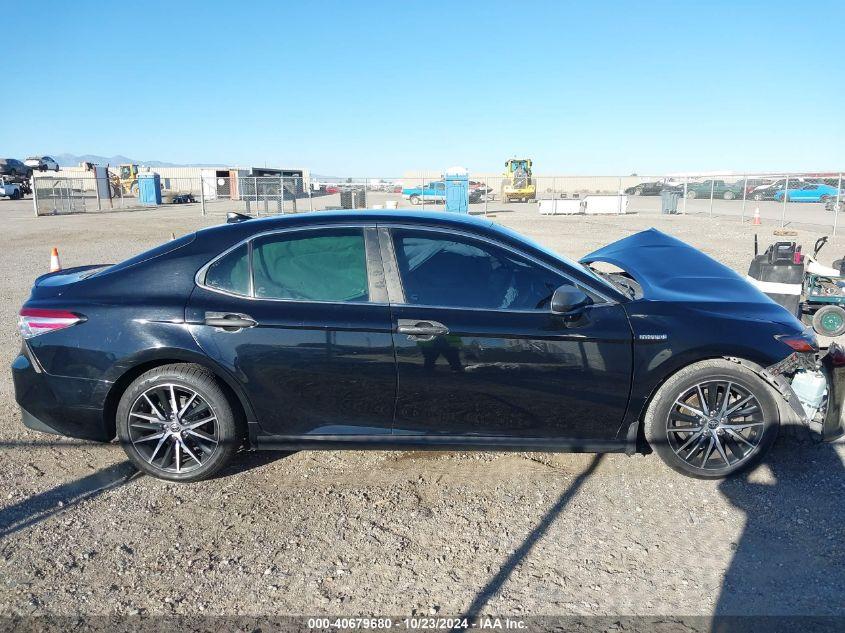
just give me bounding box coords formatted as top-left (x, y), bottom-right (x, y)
top-left (54, 153), bottom-right (222, 168)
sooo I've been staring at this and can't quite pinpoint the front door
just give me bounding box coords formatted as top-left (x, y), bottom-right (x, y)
top-left (187, 226), bottom-right (396, 437)
top-left (382, 227), bottom-right (632, 440)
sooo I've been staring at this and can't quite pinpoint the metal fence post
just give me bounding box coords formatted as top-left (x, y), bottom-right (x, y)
top-left (708, 178), bottom-right (715, 217)
top-left (740, 174), bottom-right (748, 222)
top-left (781, 174), bottom-right (789, 227)
top-left (200, 176), bottom-right (206, 216)
top-left (308, 177), bottom-right (313, 212)
top-left (31, 177), bottom-right (39, 216)
top-left (834, 173), bottom-right (843, 237)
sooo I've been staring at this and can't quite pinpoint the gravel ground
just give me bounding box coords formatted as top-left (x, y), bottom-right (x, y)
top-left (0, 200), bottom-right (843, 623)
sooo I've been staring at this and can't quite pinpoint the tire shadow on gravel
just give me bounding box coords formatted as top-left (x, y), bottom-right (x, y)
top-left (0, 460), bottom-right (139, 540)
top-left (212, 449), bottom-right (296, 479)
top-left (713, 439), bottom-right (845, 629)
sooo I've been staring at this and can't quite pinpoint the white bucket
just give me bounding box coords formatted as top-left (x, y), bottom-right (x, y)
top-left (385, 200), bottom-right (398, 209)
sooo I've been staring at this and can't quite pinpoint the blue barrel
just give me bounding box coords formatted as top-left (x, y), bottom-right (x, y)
top-left (138, 173), bottom-right (162, 205)
top-left (444, 172), bottom-right (469, 213)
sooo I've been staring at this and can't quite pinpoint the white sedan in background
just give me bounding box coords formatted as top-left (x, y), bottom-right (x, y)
top-left (24, 156), bottom-right (60, 172)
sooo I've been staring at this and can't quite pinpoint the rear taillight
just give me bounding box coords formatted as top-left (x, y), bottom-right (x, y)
top-left (18, 308), bottom-right (84, 339)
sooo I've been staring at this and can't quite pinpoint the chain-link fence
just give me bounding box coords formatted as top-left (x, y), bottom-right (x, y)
top-left (28, 170), bottom-right (845, 233)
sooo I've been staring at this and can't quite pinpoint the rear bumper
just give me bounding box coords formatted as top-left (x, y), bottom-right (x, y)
top-left (12, 350), bottom-right (113, 442)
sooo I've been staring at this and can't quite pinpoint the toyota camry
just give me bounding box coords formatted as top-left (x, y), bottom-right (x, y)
top-left (13, 211), bottom-right (845, 481)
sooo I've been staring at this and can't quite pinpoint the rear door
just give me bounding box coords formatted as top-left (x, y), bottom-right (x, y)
top-left (379, 226), bottom-right (632, 440)
top-left (186, 225), bottom-right (396, 437)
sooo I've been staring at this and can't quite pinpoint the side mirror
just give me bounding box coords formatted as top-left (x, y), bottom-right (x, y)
top-left (551, 284), bottom-right (592, 315)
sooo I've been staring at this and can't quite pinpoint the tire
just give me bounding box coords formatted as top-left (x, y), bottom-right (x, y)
top-left (116, 363), bottom-right (242, 482)
top-left (409, 195), bottom-right (420, 206)
top-left (820, 195), bottom-right (831, 203)
top-left (10, 189), bottom-right (21, 200)
top-left (130, 183), bottom-right (139, 197)
top-left (723, 191), bottom-right (736, 200)
top-left (812, 305), bottom-right (845, 338)
top-left (686, 190), bottom-right (697, 199)
top-left (644, 359), bottom-right (779, 479)
top-left (752, 192), bottom-right (764, 201)
top-left (633, 188), bottom-right (643, 196)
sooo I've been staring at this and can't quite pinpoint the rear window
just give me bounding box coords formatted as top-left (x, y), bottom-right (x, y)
top-left (93, 233), bottom-right (197, 277)
top-left (204, 244), bottom-right (249, 295)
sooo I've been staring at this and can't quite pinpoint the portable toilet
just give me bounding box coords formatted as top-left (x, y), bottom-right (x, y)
top-left (138, 172), bottom-right (162, 205)
top-left (444, 167), bottom-right (469, 213)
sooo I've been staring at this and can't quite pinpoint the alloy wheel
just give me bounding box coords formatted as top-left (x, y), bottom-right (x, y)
top-left (666, 380), bottom-right (765, 472)
top-left (127, 383), bottom-right (219, 475)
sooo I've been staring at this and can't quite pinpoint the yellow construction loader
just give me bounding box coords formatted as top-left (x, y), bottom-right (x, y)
top-left (501, 158), bottom-right (535, 203)
top-left (113, 164), bottom-right (139, 197)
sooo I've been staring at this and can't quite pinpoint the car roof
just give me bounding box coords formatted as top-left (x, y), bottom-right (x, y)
top-left (216, 210), bottom-right (495, 233)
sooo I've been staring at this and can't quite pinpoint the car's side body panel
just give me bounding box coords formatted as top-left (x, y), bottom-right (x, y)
top-left (12, 212), bottom-right (814, 460)
top-left (185, 288), bottom-right (397, 437)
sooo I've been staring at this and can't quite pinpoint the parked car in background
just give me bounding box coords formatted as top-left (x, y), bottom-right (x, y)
top-left (685, 179), bottom-right (744, 200)
top-left (749, 178), bottom-right (819, 201)
top-left (774, 183), bottom-right (842, 203)
top-left (402, 181), bottom-right (446, 205)
top-left (469, 181), bottom-right (492, 195)
top-left (24, 156), bottom-right (60, 172)
top-left (624, 181), bottom-right (684, 196)
top-left (0, 179), bottom-right (24, 199)
top-left (14, 211), bottom-right (842, 482)
top-left (0, 159), bottom-right (32, 178)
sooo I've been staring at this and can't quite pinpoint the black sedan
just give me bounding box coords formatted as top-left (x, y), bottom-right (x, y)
top-left (624, 181), bottom-right (683, 196)
top-left (13, 211), bottom-right (845, 481)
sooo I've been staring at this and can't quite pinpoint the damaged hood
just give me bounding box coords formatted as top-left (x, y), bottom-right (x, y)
top-left (580, 228), bottom-right (775, 304)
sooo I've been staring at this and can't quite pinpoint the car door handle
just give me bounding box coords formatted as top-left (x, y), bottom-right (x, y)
top-left (397, 319), bottom-right (449, 340)
top-left (204, 312), bottom-right (257, 330)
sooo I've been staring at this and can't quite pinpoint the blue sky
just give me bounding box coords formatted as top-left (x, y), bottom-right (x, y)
top-left (4, 1), bottom-right (843, 175)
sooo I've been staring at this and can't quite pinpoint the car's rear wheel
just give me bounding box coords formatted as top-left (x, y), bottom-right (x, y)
top-left (409, 195), bottom-right (420, 205)
top-left (686, 190), bottom-right (697, 199)
top-left (116, 364), bottom-right (242, 482)
top-left (644, 359), bottom-right (779, 479)
top-left (723, 190), bottom-right (736, 200)
top-left (752, 192), bottom-right (764, 201)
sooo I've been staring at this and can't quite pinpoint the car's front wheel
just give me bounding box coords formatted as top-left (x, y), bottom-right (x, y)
top-left (644, 359), bottom-right (779, 478)
top-left (116, 364), bottom-right (242, 482)
top-left (409, 195), bottom-right (420, 205)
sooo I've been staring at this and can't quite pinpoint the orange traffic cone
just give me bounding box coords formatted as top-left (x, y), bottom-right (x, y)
top-left (752, 207), bottom-right (761, 226)
top-left (49, 247), bottom-right (61, 272)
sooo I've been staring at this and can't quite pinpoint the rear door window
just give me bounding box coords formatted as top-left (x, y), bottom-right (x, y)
top-left (252, 229), bottom-right (369, 302)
